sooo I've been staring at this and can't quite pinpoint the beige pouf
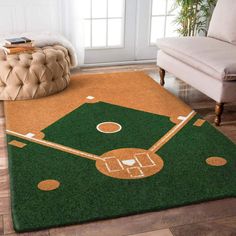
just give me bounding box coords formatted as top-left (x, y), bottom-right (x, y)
top-left (0, 45), bottom-right (71, 100)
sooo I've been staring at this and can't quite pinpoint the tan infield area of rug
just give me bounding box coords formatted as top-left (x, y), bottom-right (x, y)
top-left (4, 72), bottom-right (191, 136)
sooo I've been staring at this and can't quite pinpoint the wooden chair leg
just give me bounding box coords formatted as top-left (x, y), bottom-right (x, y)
top-left (214, 103), bottom-right (224, 126)
top-left (159, 68), bottom-right (165, 86)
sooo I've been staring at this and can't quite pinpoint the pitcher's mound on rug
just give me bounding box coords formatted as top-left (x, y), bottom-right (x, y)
top-left (4, 72), bottom-right (236, 232)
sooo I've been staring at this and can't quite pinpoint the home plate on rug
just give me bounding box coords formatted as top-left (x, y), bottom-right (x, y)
top-left (4, 72), bottom-right (236, 232)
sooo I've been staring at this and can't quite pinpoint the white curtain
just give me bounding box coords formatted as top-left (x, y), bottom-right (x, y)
top-left (62, 0), bottom-right (86, 66)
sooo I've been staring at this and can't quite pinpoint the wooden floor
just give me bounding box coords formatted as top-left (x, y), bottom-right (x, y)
top-left (0, 64), bottom-right (236, 236)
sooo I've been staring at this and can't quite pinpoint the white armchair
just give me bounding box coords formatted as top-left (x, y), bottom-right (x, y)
top-left (156, 0), bottom-right (236, 126)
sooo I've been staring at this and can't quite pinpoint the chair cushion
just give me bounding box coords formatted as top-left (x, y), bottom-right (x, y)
top-left (208, 0), bottom-right (236, 45)
top-left (157, 37), bottom-right (236, 81)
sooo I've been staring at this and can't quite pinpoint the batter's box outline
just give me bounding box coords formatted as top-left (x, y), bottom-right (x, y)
top-left (134, 152), bottom-right (156, 167)
top-left (127, 167), bottom-right (144, 178)
top-left (103, 156), bottom-right (124, 172)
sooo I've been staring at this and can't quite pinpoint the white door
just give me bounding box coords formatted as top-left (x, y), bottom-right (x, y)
top-left (84, 0), bottom-right (178, 64)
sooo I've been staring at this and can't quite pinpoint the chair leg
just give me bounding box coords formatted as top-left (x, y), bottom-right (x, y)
top-left (159, 68), bottom-right (165, 86)
top-left (214, 102), bottom-right (224, 126)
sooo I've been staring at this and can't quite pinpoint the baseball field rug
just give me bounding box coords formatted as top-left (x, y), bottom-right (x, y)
top-left (4, 72), bottom-right (236, 232)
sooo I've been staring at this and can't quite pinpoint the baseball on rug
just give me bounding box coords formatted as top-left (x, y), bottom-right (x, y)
top-left (4, 72), bottom-right (236, 232)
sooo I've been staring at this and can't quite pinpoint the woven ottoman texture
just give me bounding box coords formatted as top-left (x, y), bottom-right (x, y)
top-left (0, 45), bottom-right (71, 100)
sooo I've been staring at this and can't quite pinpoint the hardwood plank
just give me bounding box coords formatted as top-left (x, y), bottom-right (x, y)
top-left (4, 213), bottom-right (48, 235)
top-left (3, 214), bottom-right (14, 235)
top-left (76, 64), bottom-right (157, 75)
top-left (0, 158), bottom-right (8, 170)
top-left (5, 231), bottom-right (50, 236)
top-left (0, 197), bottom-right (10, 215)
top-left (128, 229), bottom-right (173, 236)
top-left (3, 215), bottom-right (48, 236)
top-left (170, 217), bottom-right (236, 236)
top-left (215, 216), bottom-right (236, 229)
top-left (0, 170), bottom-right (8, 179)
top-left (0, 215), bottom-right (3, 235)
top-left (0, 191), bottom-right (10, 200)
top-left (49, 199), bottom-right (236, 236)
top-left (0, 150), bottom-right (7, 160)
top-left (0, 102), bottom-right (4, 118)
top-left (0, 171), bottom-right (9, 200)
top-left (0, 180), bottom-right (10, 198)
top-left (0, 175), bottom-right (8, 183)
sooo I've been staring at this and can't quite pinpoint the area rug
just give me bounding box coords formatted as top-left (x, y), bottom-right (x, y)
top-left (4, 72), bottom-right (236, 232)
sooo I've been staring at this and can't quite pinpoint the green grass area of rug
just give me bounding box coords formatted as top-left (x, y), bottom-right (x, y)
top-left (7, 102), bottom-right (236, 232)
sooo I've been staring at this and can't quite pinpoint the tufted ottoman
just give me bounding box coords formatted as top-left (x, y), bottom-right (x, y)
top-left (0, 45), bottom-right (71, 100)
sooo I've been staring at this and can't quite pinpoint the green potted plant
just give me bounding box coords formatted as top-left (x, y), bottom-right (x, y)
top-left (173, 0), bottom-right (217, 36)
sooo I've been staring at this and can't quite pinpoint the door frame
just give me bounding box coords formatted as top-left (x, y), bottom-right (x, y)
top-left (135, 0), bottom-right (157, 60)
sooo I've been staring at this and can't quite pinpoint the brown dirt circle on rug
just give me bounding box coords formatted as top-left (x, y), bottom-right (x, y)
top-left (37, 179), bottom-right (60, 191)
top-left (206, 157), bottom-right (227, 166)
top-left (8, 140), bottom-right (26, 148)
top-left (96, 122), bottom-right (122, 134)
top-left (96, 148), bottom-right (164, 179)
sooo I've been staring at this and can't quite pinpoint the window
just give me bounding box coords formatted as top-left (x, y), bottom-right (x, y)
top-left (150, 0), bottom-right (178, 44)
top-left (84, 0), bottom-right (125, 49)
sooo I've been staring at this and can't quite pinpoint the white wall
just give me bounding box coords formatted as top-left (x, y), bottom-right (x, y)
top-left (0, 0), bottom-right (64, 36)
top-left (0, 0), bottom-right (85, 65)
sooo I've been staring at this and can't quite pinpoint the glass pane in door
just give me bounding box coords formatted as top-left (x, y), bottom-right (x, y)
top-left (152, 0), bottom-right (166, 15)
top-left (84, 20), bottom-right (91, 48)
top-left (150, 16), bottom-right (165, 43)
top-left (84, 0), bottom-right (125, 49)
top-left (166, 15), bottom-right (178, 37)
top-left (92, 0), bottom-right (107, 18)
top-left (108, 19), bottom-right (123, 46)
top-left (150, 0), bottom-right (178, 44)
top-left (108, 0), bottom-right (124, 17)
top-left (92, 19), bottom-right (107, 47)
